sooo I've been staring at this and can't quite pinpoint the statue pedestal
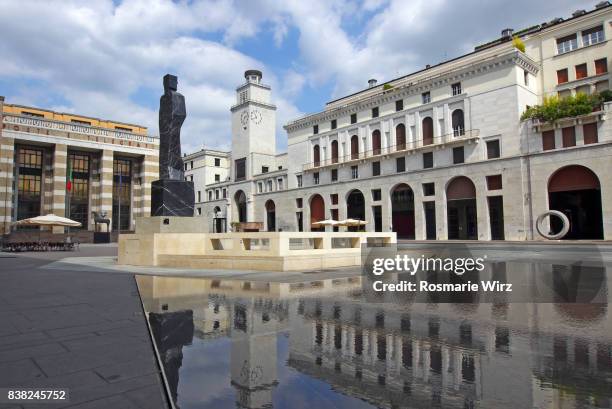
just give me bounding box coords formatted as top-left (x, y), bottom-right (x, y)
top-left (151, 179), bottom-right (195, 217)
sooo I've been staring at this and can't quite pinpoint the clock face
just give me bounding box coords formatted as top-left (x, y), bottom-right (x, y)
top-left (250, 109), bottom-right (262, 125)
top-left (240, 111), bottom-right (249, 129)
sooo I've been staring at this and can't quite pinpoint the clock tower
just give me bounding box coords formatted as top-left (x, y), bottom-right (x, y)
top-left (230, 70), bottom-right (277, 180)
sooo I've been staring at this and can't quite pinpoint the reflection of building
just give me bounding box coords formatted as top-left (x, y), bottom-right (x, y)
top-left (0, 99), bottom-right (159, 235)
top-left (192, 4), bottom-right (612, 240)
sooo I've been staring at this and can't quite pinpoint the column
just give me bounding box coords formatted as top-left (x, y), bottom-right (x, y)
top-left (100, 150), bottom-right (114, 231)
top-left (413, 184), bottom-right (425, 240)
top-left (142, 154), bottom-right (158, 217)
top-left (0, 136), bottom-right (14, 234)
top-left (51, 144), bottom-right (68, 233)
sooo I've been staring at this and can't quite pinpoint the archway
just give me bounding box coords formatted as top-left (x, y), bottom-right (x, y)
top-left (452, 109), bottom-right (465, 136)
top-left (310, 194), bottom-right (325, 232)
top-left (396, 123), bottom-right (406, 150)
top-left (422, 117), bottom-right (434, 145)
top-left (346, 189), bottom-right (365, 231)
top-left (213, 206), bottom-right (225, 233)
top-left (331, 140), bottom-right (338, 163)
top-left (313, 144), bottom-right (320, 167)
top-left (391, 184), bottom-right (415, 239)
top-left (265, 200), bottom-right (276, 232)
top-left (446, 177), bottom-right (477, 240)
top-left (548, 165), bottom-right (603, 239)
top-left (234, 190), bottom-right (247, 223)
top-left (351, 135), bottom-right (359, 160)
top-left (372, 130), bottom-right (381, 155)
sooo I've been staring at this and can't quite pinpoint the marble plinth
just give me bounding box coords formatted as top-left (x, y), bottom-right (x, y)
top-left (151, 179), bottom-right (195, 217)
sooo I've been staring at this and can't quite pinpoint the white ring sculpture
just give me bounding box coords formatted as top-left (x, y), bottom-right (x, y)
top-left (536, 210), bottom-right (570, 240)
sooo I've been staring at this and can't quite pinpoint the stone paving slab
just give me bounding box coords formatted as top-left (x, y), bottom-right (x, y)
top-left (0, 249), bottom-right (170, 409)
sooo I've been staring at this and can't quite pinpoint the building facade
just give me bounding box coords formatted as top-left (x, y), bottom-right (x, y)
top-left (195, 3), bottom-right (612, 240)
top-left (0, 100), bottom-right (159, 235)
top-left (183, 149), bottom-right (230, 220)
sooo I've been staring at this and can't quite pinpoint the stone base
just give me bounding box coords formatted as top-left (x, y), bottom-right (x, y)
top-left (134, 216), bottom-right (206, 234)
top-left (151, 179), bottom-right (194, 217)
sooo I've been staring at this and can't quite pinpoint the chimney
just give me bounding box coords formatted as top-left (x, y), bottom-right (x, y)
top-left (368, 79), bottom-right (377, 88)
top-left (425, 64), bottom-right (431, 69)
top-left (572, 9), bottom-right (586, 17)
top-left (595, 1), bottom-right (610, 9)
top-left (501, 28), bottom-right (514, 39)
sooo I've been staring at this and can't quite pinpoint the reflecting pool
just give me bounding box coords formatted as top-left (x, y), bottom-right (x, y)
top-left (137, 269), bottom-right (612, 409)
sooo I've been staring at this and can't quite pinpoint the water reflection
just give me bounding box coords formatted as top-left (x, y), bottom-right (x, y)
top-left (137, 268), bottom-right (612, 409)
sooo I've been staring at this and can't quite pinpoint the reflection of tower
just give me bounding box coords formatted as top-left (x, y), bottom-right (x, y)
top-left (148, 310), bottom-right (194, 406)
top-left (230, 299), bottom-right (281, 409)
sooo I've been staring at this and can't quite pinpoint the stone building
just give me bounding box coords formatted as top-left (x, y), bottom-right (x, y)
top-left (0, 100), bottom-right (158, 236)
top-left (196, 3), bottom-right (612, 240)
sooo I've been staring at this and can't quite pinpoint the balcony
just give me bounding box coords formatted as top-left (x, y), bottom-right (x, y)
top-left (302, 129), bottom-right (479, 171)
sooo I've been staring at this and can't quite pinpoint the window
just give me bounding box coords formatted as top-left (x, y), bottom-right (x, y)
top-left (258, 182), bottom-right (263, 193)
top-left (197, 191), bottom-right (201, 202)
top-left (542, 130), bottom-right (555, 151)
top-left (197, 208), bottom-right (202, 215)
top-left (395, 99), bottom-right (403, 111)
top-left (278, 178), bottom-right (283, 190)
top-left (451, 82), bottom-right (462, 96)
top-left (595, 58), bottom-right (608, 75)
top-left (208, 191), bottom-right (213, 201)
top-left (583, 123), bottom-right (598, 144)
top-left (422, 183), bottom-right (435, 196)
top-left (223, 189), bottom-right (227, 198)
top-left (372, 189), bottom-right (382, 201)
top-left (331, 168), bottom-right (338, 182)
top-left (451, 109), bottom-right (464, 136)
top-left (215, 174), bottom-right (220, 182)
top-left (423, 152), bottom-right (433, 169)
top-left (331, 119), bottom-right (337, 129)
top-left (372, 107), bottom-right (379, 118)
top-left (396, 157), bottom-right (406, 172)
top-left (486, 175), bottom-right (503, 190)
top-left (214, 158), bottom-right (221, 167)
top-left (313, 172), bottom-right (319, 185)
top-left (235, 158), bottom-right (246, 181)
top-left (21, 111), bottom-right (44, 118)
top-left (523, 70), bottom-right (529, 86)
top-left (486, 140), bottom-right (500, 159)
top-left (215, 190), bottom-right (220, 200)
top-left (331, 194), bottom-right (338, 205)
top-left (452, 146), bottom-right (464, 164)
top-left (184, 163), bottom-right (188, 171)
top-left (575, 63), bottom-right (588, 80)
top-left (296, 198), bottom-right (303, 208)
top-left (350, 113), bottom-right (357, 124)
top-left (422, 91), bottom-right (431, 104)
top-left (267, 180), bottom-right (273, 191)
top-left (557, 69), bottom-right (568, 84)
top-left (372, 161), bottom-right (380, 176)
top-left (556, 34), bottom-right (577, 54)
top-left (582, 25), bottom-right (604, 47)
top-left (239, 90), bottom-right (247, 104)
top-left (351, 165), bottom-right (358, 179)
top-left (262, 166), bottom-right (269, 173)
top-left (190, 161), bottom-right (194, 169)
top-left (313, 124), bottom-right (319, 134)
top-left (562, 126), bottom-right (576, 147)
top-left (297, 174), bottom-right (303, 187)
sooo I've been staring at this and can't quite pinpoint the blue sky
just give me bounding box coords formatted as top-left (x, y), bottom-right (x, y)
top-left (0, 0), bottom-right (593, 153)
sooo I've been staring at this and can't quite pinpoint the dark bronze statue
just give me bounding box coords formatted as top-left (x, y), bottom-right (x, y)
top-left (151, 74), bottom-right (195, 216)
top-left (159, 74), bottom-right (186, 180)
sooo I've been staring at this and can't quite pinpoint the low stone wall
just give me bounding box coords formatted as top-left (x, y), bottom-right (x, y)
top-left (118, 230), bottom-right (396, 271)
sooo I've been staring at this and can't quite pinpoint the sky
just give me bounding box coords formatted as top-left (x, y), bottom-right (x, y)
top-left (0, 0), bottom-right (593, 154)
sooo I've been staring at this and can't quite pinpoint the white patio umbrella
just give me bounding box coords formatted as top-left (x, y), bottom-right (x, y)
top-left (312, 219), bottom-right (340, 227)
top-left (15, 214), bottom-right (82, 227)
top-left (338, 218), bottom-right (367, 226)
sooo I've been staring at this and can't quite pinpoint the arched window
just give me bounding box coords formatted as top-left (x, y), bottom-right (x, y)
top-left (372, 130), bottom-right (381, 155)
top-left (396, 124), bottom-right (406, 150)
top-left (331, 140), bottom-right (338, 163)
top-left (351, 135), bottom-right (359, 160)
top-left (313, 144), bottom-right (320, 166)
top-left (452, 109), bottom-right (465, 136)
top-left (422, 117), bottom-right (434, 145)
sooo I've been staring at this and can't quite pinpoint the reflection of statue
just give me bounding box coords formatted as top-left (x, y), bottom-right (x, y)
top-left (159, 74), bottom-right (186, 180)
